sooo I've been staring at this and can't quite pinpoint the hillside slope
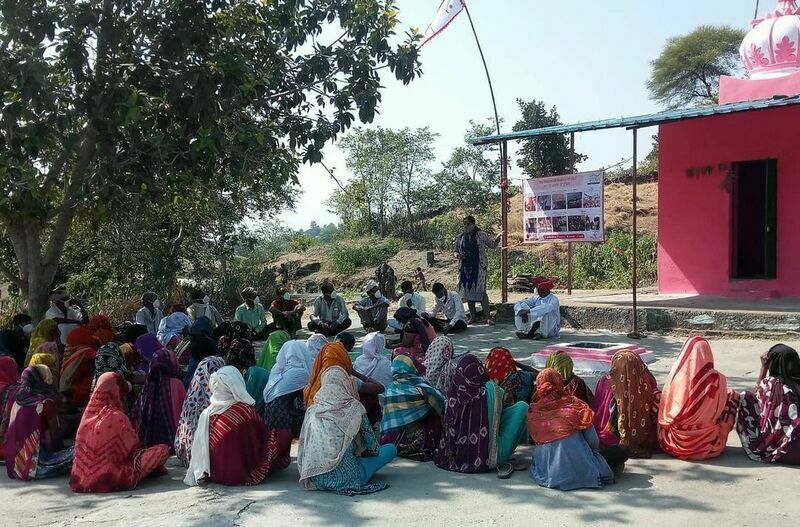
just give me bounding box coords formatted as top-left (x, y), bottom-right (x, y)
top-left (277, 181), bottom-right (658, 292)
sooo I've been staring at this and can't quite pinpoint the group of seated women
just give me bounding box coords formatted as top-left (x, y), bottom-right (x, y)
top-left (1, 309), bottom-right (799, 496)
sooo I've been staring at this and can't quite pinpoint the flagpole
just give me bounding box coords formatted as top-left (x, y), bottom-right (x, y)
top-left (462, 2), bottom-right (508, 304)
top-left (463, 2), bottom-right (501, 136)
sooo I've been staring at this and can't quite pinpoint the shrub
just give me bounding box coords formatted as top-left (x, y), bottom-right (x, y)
top-left (328, 237), bottom-right (402, 275)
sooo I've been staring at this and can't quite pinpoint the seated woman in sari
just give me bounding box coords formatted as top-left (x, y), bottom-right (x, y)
top-left (737, 344), bottom-right (800, 464)
top-left (5, 365), bottom-right (74, 480)
top-left (379, 354), bottom-right (444, 461)
top-left (92, 343), bottom-right (141, 416)
top-left (423, 336), bottom-right (459, 394)
top-left (137, 349), bottom-right (186, 451)
top-left (387, 308), bottom-right (435, 364)
top-left (71, 372), bottom-right (169, 493)
top-left (184, 366), bottom-right (290, 486)
top-left (220, 336), bottom-right (269, 415)
top-left (119, 323), bottom-right (147, 370)
top-left (258, 314), bottom-right (291, 373)
top-left (59, 327), bottom-right (98, 408)
top-left (0, 356), bottom-right (21, 458)
top-left (593, 350), bottom-right (660, 458)
top-left (434, 354), bottom-right (529, 474)
top-left (87, 314), bottom-right (116, 345)
top-left (262, 341), bottom-right (312, 462)
top-left (298, 366), bottom-right (396, 495)
top-left (24, 319), bottom-right (59, 367)
top-left (546, 351), bottom-right (594, 405)
top-left (485, 347), bottom-right (537, 406)
top-left (304, 341), bottom-right (385, 428)
top-left (658, 337), bottom-right (739, 460)
top-left (528, 368), bottom-right (628, 490)
top-left (182, 317), bottom-right (218, 387)
top-left (134, 333), bottom-right (164, 372)
top-left (174, 356), bottom-right (225, 466)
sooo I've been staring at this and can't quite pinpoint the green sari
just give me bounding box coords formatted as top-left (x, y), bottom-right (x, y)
top-left (258, 330), bottom-right (291, 372)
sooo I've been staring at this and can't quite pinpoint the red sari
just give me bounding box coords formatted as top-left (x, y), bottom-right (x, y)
top-left (207, 402), bottom-right (291, 486)
top-left (71, 372), bottom-right (169, 493)
top-left (59, 328), bottom-right (98, 407)
top-left (0, 357), bottom-right (20, 458)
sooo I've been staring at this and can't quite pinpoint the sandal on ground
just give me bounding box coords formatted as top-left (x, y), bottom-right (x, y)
top-left (497, 462), bottom-right (514, 479)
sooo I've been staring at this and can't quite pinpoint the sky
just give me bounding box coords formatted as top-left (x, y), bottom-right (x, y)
top-left (277, 0), bottom-right (759, 230)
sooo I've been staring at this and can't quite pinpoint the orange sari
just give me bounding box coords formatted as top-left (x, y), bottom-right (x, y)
top-left (658, 336), bottom-right (739, 460)
top-left (303, 342), bottom-right (352, 407)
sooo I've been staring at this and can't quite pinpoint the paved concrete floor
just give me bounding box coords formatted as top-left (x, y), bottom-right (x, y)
top-left (2, 326), bottom-right (799, 527)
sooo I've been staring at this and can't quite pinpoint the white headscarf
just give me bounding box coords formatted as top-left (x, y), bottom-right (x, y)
top-left (353, 332), bottom-right (393, 388)
top-left (263, 340), bottom-right (312, 403)
top-left (297, 366), bottom-right (365, 487)
top-left (306, 334), bottom-right (328, 363)
top-left (184, 366), bottom-right (255, 485)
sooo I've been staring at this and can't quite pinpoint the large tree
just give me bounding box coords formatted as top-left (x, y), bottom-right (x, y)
top-left (513, 99), bottom-right (586, 178)
top-left (0, 0), bottom-right (420, 318)
top-left (647, 25), bottom-right (746, 108)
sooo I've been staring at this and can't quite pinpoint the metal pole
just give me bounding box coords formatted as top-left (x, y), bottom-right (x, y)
top-left (463, 3), bottom-right (501, 136)
top-left (501, 140), bottom-right (509, 303)
top-left (630, 128), bottom-right (641, 338)
top-left (567, 132), bottom-right (576, 295)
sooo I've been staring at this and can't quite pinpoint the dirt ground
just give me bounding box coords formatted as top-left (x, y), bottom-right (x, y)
top-left (2, 325), bottom-right (798, 527)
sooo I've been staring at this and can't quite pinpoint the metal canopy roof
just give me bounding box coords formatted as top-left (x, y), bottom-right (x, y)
top-left (469, 96), bottom-right (800, 145)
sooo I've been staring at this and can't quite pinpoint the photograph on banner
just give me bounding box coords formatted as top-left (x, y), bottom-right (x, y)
top-left (522, 170), bottom-right (604, 243)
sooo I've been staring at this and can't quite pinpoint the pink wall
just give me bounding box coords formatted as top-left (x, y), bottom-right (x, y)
top-left (657, 105), bottom-right (800, 298)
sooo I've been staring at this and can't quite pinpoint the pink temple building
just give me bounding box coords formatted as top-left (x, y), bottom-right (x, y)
top-left (657, 0), bottom-right (800, 298)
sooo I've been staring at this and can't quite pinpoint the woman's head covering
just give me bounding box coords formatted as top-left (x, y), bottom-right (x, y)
top-left (258, 330), bottom-right (291, 371)
top-left (353, 332), bottom-right (392, 387)
top-left (600, 350), bottom-right (659, 457)
top-left (0, 356), bottom-right (20, 391)
top-left (546, 351), bottom-right (574, 380)
top-left (190, 317), bottom-right (213, 337)
top-left (87, 315), bottom-right (116, 344)
top-left (157, 312), bottom-right (192, 347)
top-left (187, 317), bottom-right (217, 364)
top-left (85, 372), bottom-right (128, 416)
top-left (16, 364), bottom-right (55, 407)
top-left (767, 344), bottom-right (800, 396)
top-left (135, 333), bottom-right (163, 367)
top-left (306, 334), bottom-right (328, 363)
top-left (304, 342), bottom-right (352, 407)
top-left (184, 366), bottom-right (255, 485)
top-left (297, 366), bottom-right (365, 487)
top-left (528, 368), bottom-right (593, 445)
top-left (175, 356), bottom-right (225, 465)
top-left (28, 352), bottom-right (58, 380)
top-left (263, 340), bottom-right (312, 403)
top-left (424, 336), bottom-right (456, 392)
top-left (28, 320), bottom-right (58, 363)
top-left (434, 354), bottom-right (493, 472)
top-left (219, 337), bottom-right (255, 371)
top-left (485, 348), bottom-right (517, 384)
top-left (381, 354), bottom-right (444, 435)
top-left (657, 336), bottom-right (737, 460)
top-left (66, 326), bottom-right (98, 349)
top-left (92, 343), bottom-right (129, 389)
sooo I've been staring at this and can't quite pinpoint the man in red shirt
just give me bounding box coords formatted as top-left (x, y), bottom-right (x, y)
top-left (268, 286), bottom-right (306, 336)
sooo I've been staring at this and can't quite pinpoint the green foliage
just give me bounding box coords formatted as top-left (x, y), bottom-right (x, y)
top-left (647, 25), bottom-right (746, 108)
top-left (0, 0), bottom-right (422, 317)
top-left (513, 100), bottom-right (587, 178)
top-left (289, 232), bottom-right (320, 253)
top-left (606, 136), bottom-right (659, 182)
top-left (328, 237), bottom-right (402, 275)
top-left (489, 231), bottom-right (658, 290)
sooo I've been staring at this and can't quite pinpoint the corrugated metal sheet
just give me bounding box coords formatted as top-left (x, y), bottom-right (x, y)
top-left (469, 96), bottom-right (800, 145)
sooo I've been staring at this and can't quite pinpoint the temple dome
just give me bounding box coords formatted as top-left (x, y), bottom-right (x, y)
top-left (741, 1), bottom-right (800, 79)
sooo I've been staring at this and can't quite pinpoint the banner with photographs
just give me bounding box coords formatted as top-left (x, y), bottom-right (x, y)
top-left (522, 170), bottom-right (604, 243)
